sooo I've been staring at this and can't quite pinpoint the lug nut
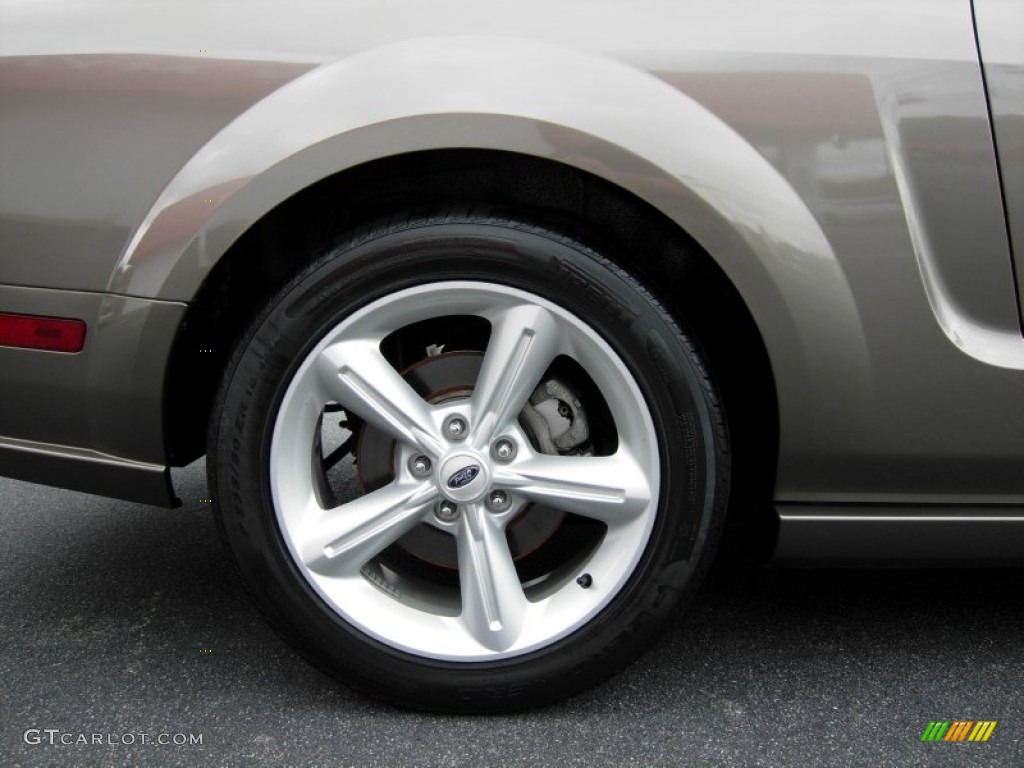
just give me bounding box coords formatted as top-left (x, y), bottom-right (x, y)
top-left (435, 500), bottom-right (459, 522)
top-left (443, 415), bottom-right (468, 441)
top-left (485, 490), bottom-right (511, 512)
top-left (491, 437), bottom-right (517, 462)
top-left (409, 455), bottom-right (432, 477)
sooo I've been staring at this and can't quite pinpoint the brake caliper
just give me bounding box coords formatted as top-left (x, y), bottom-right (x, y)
top-left (519, 378), bottom-right (592, 456)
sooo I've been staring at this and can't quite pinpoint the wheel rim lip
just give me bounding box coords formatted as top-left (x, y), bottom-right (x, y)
top-left (270, 280), bottom-right (660, 661)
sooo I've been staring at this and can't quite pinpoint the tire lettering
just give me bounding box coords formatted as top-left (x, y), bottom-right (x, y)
top-left (548, 258), bottom-right (639, 325)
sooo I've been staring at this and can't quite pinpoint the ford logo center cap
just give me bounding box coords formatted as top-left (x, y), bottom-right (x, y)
top-left (447, 465), bottom-right (481, 489)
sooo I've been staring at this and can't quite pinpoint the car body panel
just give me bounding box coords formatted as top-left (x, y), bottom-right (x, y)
top-left (974, 0), bottom-right (1024, 323)
top-left (0, 53), bottom-right (312, 293)
top-left (0, 1), bottom-right (1022, 521)
top-left (0, 284), bottom-right (185, 459)
top-left (0, 284), bottom-right (183, 503)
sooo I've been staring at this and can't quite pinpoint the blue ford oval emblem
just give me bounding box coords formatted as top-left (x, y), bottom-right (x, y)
top-left (447, 465), bottom-right (481, 489)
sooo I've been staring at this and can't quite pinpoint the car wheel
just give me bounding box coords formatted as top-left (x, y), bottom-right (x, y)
top-left (208, 211), bottom-right (729, 712)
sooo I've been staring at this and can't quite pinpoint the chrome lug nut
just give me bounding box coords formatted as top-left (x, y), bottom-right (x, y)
top-left (485, 490), bottom-right (511, 512)
top-left (408, 455), bottom-right (432, 477)
top-left (442, 414), bottom-right (468, 441)
top-left (435, 500), bottom-right (460, 522)
top-left (491, 437), bottom-right (517, 462)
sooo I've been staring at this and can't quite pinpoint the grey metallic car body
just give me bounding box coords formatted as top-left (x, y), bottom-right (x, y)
top-left (0, 0), bottom-right (1022, 563)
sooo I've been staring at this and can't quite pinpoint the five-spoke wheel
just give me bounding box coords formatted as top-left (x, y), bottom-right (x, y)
top-left (210, 213), bottom-right (728, 711)
top-left (271, 282), bottom-right (659, 659)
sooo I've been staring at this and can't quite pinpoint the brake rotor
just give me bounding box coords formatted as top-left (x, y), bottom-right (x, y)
top-left (356, 351), bottom-right (566, 570)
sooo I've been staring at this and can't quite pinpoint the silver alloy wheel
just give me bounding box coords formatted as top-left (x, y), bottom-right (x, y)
top-left (270, 281), bottom-right (659, 661)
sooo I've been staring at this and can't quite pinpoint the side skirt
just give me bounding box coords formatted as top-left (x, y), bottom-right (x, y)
top-left (772, 504), bottom-right (1024, 566)
top-left (0, 436), bottom-right (178, 507)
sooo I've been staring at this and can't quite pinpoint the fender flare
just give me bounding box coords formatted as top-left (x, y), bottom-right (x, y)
top-left (112, 35), bottom-right (870, 405)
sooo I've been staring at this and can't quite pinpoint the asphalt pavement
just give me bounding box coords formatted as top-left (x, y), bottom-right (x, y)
top-left (1, 461), bottom-right (1022, 767)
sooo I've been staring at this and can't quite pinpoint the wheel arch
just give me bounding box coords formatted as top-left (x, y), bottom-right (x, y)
top-left (165, 148), bottom-right (779, 556)
top-left (113, 38), bottom-right (861, 351)
top-left (154, 36), bottom-right (857, 551)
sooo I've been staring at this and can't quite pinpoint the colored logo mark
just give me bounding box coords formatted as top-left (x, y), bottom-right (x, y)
top-left (920, 721), bottom-right (997, 743)
top-left (447, 465), bottom-right (481, 489)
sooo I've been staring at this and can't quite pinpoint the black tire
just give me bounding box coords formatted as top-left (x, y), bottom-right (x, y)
top-left (208, 210), bottom-right (729, 712)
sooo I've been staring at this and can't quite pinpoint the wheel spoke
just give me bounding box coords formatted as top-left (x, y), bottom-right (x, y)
top-left (303, 482), bottom-right (438, 577)
top-left (271, 279), bottom-right (664, 661)
top-left (317, 340), bottom-right (443, 457)
top-left (470, 303), bottom-right (561, 447)
top-left (493, 453), bottom-right (652, 526)
top-left (456, 503), bottom-right (528, 651)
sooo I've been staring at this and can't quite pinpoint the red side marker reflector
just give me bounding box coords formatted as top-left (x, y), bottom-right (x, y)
top-left (0, 312), bottom-right (86, 353)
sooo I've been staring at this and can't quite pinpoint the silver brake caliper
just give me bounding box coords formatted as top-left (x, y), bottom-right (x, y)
top-left (519, 378), bottom-right (592, 456)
